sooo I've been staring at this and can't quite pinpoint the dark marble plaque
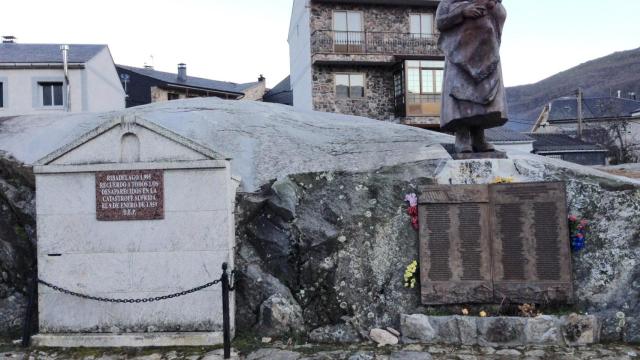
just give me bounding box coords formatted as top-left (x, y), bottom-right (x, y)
top-left (490, 182), bottom-right (573, 303)
top-left (96, 169), bottom-right (164, 221)
top-left (419, 185), bottom-right (494, 305)
top-left (418, 182), bottom-right (573, 305)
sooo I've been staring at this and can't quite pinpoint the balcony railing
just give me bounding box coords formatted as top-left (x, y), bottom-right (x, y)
top-left (311, 30), bottom-right (441, 57)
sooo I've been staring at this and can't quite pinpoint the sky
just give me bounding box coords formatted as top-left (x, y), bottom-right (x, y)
top-left (2, 0), bottom-right (640, 88)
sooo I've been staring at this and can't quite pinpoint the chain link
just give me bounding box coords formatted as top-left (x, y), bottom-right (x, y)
top-left (38, 278), bottom-right (222, 303)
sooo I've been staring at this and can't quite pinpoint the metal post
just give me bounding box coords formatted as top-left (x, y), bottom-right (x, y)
top-left (21, 275), bottom-right (37, 347)
top-left (221, 263), bottom-right (231, 359)
top-left (577, 88), bottom-right (583, 140)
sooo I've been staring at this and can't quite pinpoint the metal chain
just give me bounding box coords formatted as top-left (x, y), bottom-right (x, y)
top-left (38, 278), bottom-right (221, 303)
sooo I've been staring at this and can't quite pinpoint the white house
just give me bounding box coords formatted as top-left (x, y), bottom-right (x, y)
top-left (0, 40), bottom-right (125, 116)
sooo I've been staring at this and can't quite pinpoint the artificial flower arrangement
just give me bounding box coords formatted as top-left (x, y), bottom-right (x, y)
top-left (492, 176), bottom-right (514, 184)
top-left (569, 215), bottom-right (589, 252)
top-left (404, 193), bottom-right (419, 231)
top-left (404, 260), bottom-right (418, 289)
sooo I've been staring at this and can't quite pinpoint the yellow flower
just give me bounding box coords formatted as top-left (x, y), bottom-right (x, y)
top-left (479, 311), bottom-right (488, 317)
top-left (462, 308), bottom-right (469, 315)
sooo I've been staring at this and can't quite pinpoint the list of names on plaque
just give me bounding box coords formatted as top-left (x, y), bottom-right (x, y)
top-left (459, 204), bottom-right (483, 281)
top-left (419, 182), bottom-right (573, 305)
top-left (497, 203), bottom-right (526, 281)
top-left (425, 204), bottom-right (452, 281)
top-left (534, 202), bottom-right (561, 280)
top-left (95, 169), bottom-right (164, 221)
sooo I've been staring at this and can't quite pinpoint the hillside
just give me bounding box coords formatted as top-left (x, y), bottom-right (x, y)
top-left (506, 47), bottom-right (640, 131)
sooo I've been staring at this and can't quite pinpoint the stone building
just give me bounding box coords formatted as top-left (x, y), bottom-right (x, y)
top-left (116, 64), bottom-right (266, 108)
top-left (288, 0), bottom-right (444, 128)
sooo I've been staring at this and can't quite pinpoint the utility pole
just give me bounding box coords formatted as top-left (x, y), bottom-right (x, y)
top-left (576, 88), bottom-right (583, 140)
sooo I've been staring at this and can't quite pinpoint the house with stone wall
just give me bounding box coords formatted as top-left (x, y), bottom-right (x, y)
top-left (288, 0), bottom-right (444, 128)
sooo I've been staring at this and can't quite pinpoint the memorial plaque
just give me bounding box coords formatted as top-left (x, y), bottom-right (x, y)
top-left (419, 185), bottom-right (494, 305)
top-left (95, 169), bottom-right (164, 221)
top-left (490, 182), bottom-right (573, 303)
top-left (418, 182), bottom-right (573, 305)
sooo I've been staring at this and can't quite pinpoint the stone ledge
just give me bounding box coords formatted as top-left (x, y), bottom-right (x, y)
top-left (32, 331), bottom-right (223, 347)
top-left (400, 314), bottom-right (599, 347)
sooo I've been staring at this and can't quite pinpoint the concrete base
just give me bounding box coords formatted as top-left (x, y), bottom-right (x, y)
top-left (32, 332), bottom-right (223, 348)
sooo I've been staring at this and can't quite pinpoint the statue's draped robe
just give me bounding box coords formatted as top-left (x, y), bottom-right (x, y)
top-left (437, 0), bottom-right (508, 131)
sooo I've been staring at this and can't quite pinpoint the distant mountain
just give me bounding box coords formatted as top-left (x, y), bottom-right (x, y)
top-left (505, 47), bottom-right (640, 131)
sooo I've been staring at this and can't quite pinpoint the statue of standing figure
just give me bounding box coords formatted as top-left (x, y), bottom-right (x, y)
top-left (436, 0), bottom-right (508, 153)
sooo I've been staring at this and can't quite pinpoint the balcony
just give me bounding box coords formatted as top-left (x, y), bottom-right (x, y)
top-left (311, 30), bottom-right (442, 64)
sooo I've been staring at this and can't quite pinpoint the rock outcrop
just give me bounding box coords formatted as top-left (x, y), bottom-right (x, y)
top-left (0, 156), bottom-right (36, 336)
top-left (0, 99), bottom-right (639, 343)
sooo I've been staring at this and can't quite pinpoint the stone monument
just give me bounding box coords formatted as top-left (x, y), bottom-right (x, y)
top-left (436, 0), bottom-right (508, 155)
top-left (31, 116), bottom-right (238, 347)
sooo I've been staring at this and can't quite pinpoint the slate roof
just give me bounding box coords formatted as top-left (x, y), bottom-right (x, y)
top-left (116, 65), bottom-right (258, 95)
top-left (263, 76), bottom-right (293, 106)
top-left (0, 43), bottom-right (106, 63)
top-left (485, 127), bottom-right (533, 143)
top-left (548, 97), bottom-right (640, 122)
top-left (529, 133), bottom-right (607, 153)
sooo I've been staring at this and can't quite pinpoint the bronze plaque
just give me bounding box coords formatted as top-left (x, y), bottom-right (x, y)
top-left (419, 185), bottom-right (494, 305)
top-left (490, 182), bottom-right (573, 303)
top-left (95, 169), bottom-right (164, 221)
top-left (418, 182), bottom-right (573, 305)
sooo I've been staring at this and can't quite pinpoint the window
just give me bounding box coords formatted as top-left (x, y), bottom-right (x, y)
top-left (410, 14), bottom-right (434, 38)
top-left (168, 93), bottom-right (180, 100)
top-left (40, 82), bottom-right (63, 107)
top-left (335, 74), bottom-right (365, 99)
top-left (406, 60), bottom-right (444, 96)
top-left (334, 11), bottom-right (363, 51)
top-left (0, 82), bottom-right (3, 108)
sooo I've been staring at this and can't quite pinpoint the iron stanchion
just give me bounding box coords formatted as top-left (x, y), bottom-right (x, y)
top-left (221, 262), bottom-right (231, 359)
top-left (21, 275), bottom-right (37, 347)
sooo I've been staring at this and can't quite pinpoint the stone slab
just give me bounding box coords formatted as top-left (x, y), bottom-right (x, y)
top-left (31, 332), bottom-right (223, 347)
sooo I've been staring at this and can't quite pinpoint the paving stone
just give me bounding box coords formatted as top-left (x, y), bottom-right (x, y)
top-left (495, 349), bottom-right (522, 356)
top-left (246, 348), bottom-right (302, 360)
top-left (370, 328), bottom-right (399, 347)
top-left (348, 351), bottom-right (375, 360)
top-left (389, 351), bottom-right (432, 360)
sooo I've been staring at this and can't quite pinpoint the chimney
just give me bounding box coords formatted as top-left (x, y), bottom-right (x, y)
top-left (144, 64), bottom-right (154, 70)
top-left (2, 35), bottom-right (16, 43)
top-left (258, 74), bottom-right (266, 83)
top-left (178, 63), bottom-right (187, 82)
top-left (617, 90), bottom-right (622, 98)
top-left (60, 45), bottom-right (71, 112)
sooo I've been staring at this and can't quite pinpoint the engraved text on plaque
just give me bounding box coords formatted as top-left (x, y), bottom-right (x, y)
top-left (95, 169), bottom-right (164, 221)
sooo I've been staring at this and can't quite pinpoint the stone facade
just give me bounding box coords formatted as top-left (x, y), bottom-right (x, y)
top-left (305, 1), bottom-right (444, 122)
top-left (310, 3), bottom-right (437, 34)
top-left (312, 65), bottom-right (397, 122)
